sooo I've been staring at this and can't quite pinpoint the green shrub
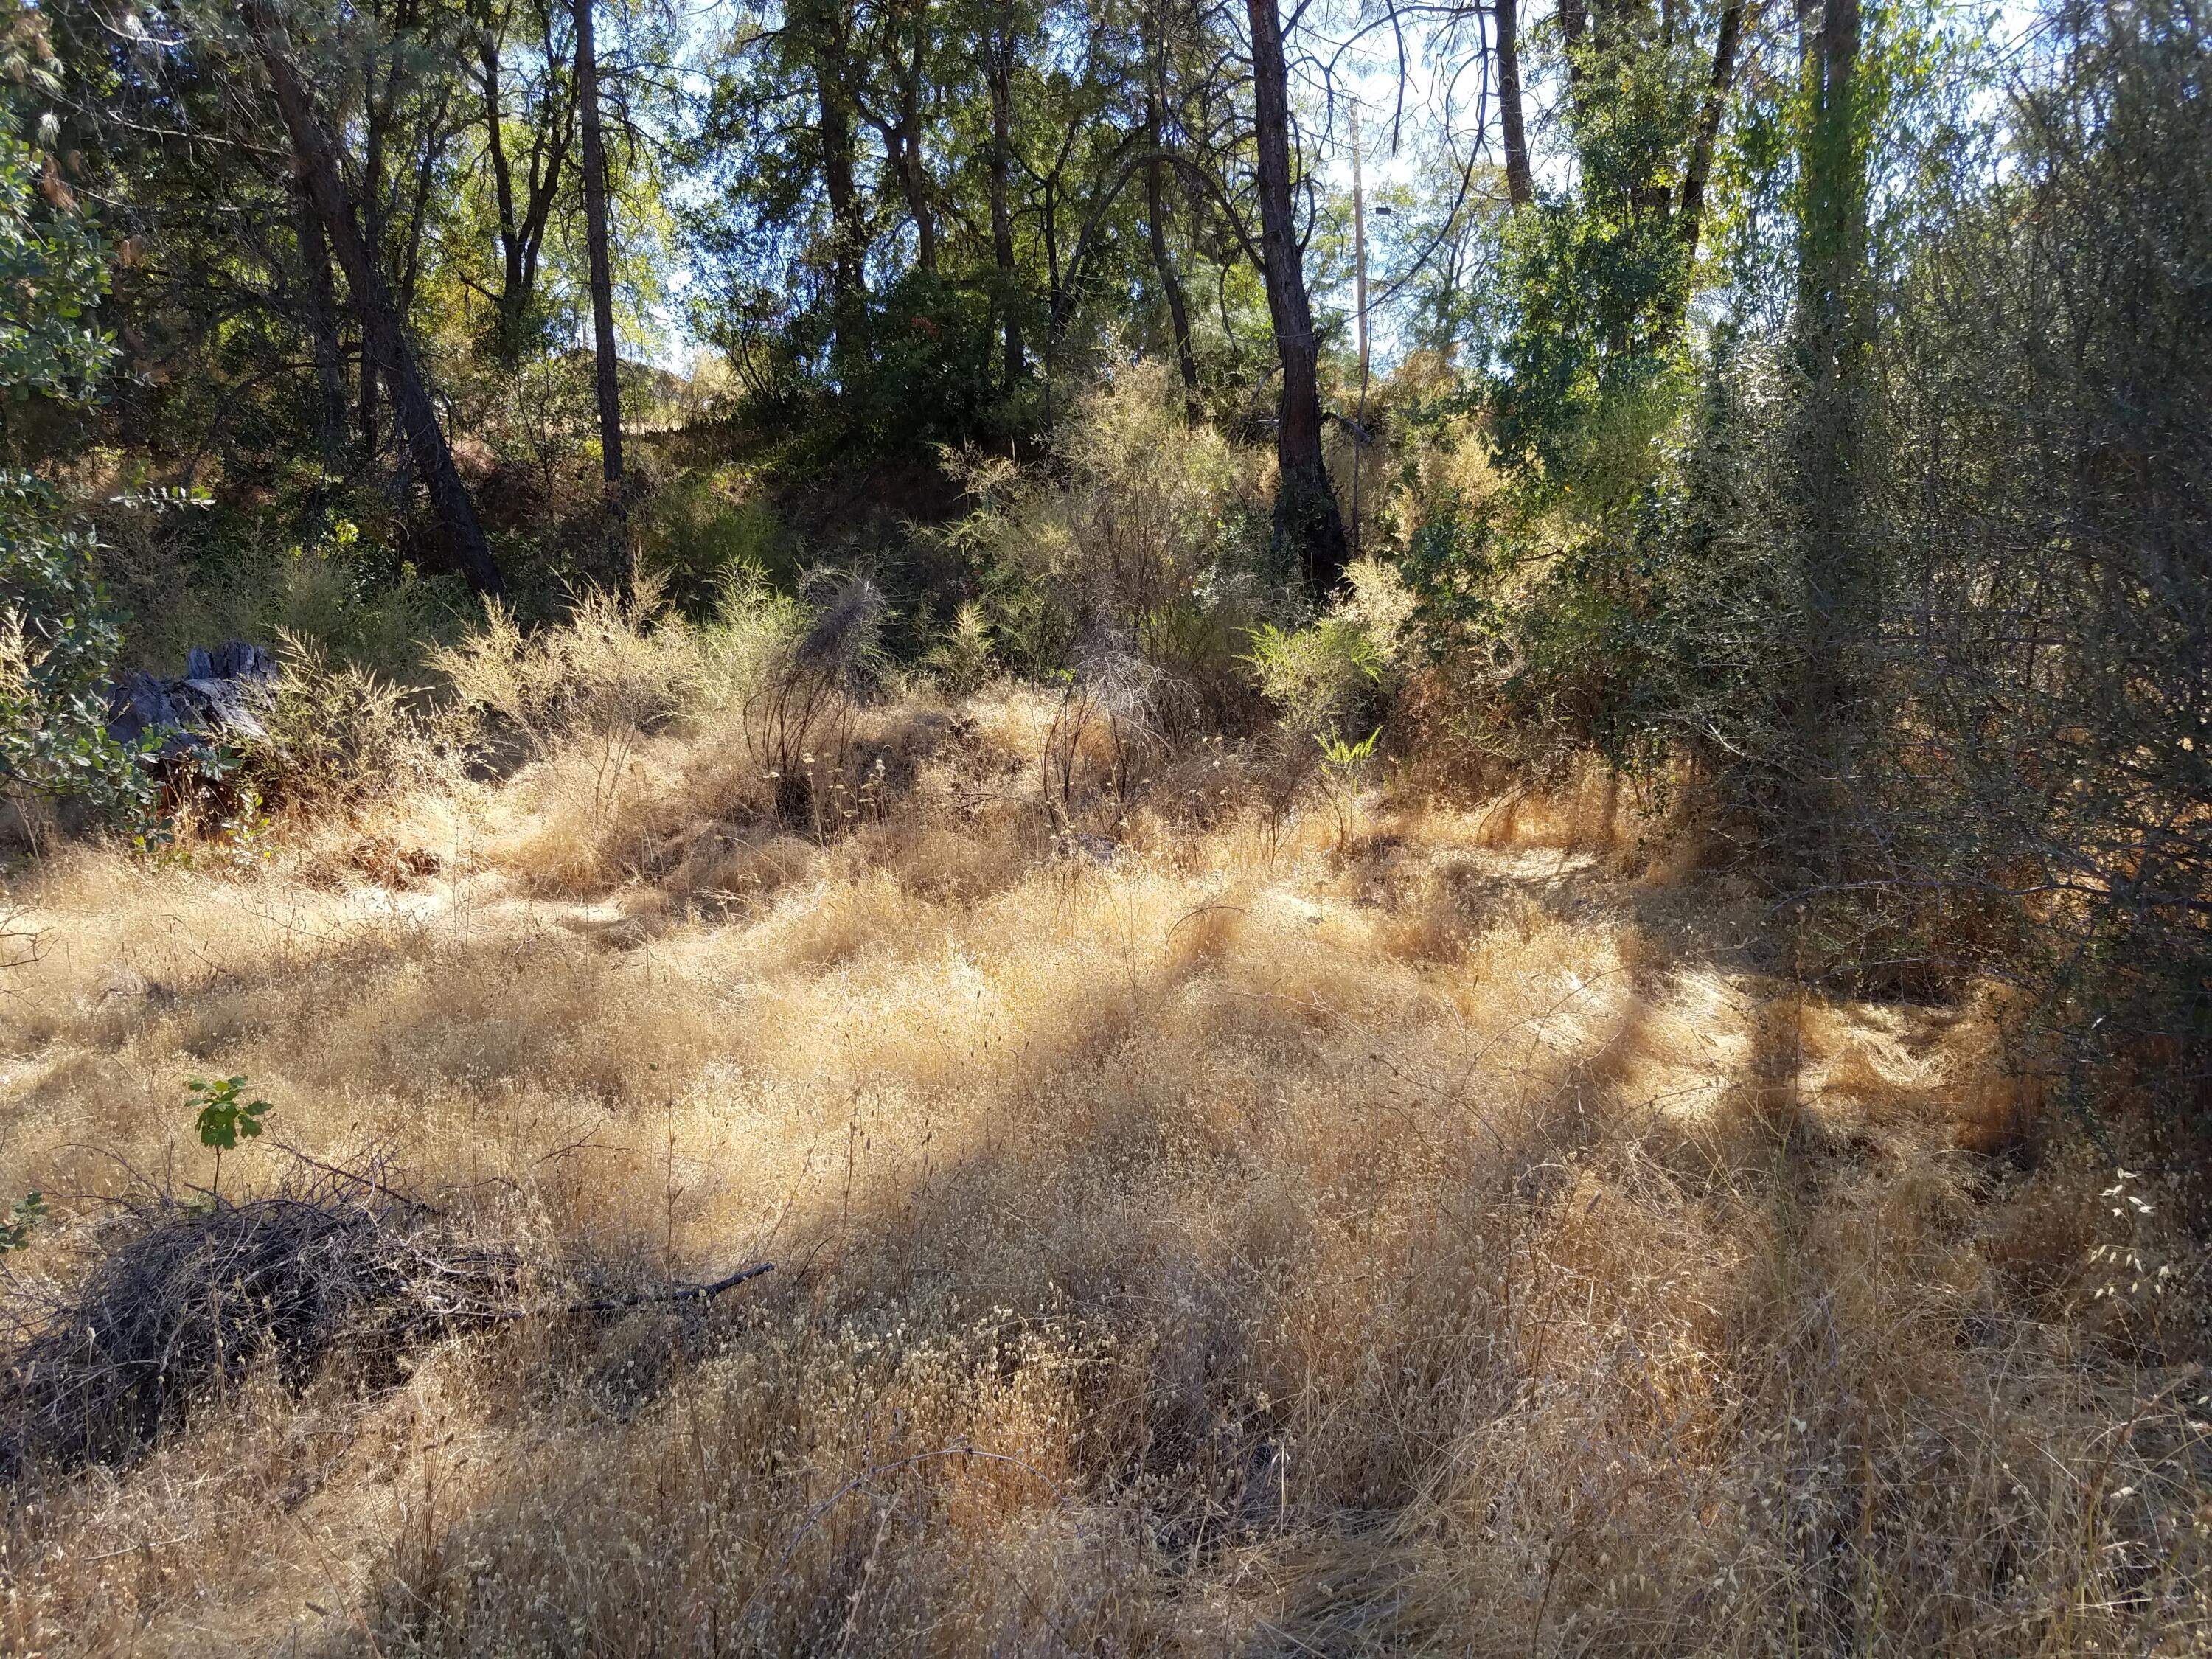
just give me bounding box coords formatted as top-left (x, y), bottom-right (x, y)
top-left (641, 473), bottom-right (796, 615)
top-left (0, 1192), bottom-right (45, 1253)
top-left (1246, 559), bottom-right (1413, 741)
top-left (0, 113), bottom-right (158, 830)
top-left (922, 601), bottom-right (997, 694)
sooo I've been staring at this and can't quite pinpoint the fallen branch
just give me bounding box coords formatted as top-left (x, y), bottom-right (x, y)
top-left (557, 1265), bottom-right (774, 1318)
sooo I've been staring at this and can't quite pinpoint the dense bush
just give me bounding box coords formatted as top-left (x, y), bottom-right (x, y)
top-left (0, 114), bottom-right (153, 831)
top-left (944, 359), bottom-right (1281, 731)
top-left (1397, 0), bottom-right (2209, 1128)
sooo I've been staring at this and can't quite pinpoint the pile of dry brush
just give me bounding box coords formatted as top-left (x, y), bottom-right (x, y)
top-left (0, 1152), bottom-right (770, 1478)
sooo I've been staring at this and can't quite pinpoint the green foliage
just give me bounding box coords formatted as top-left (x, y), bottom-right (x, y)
top-left (1245, 619), bottom-right (1381, 735)
top-left (239, 630), bottom-right (457, 814)
top-left (1397, 495), bottom-right (1499, 650)
top-left (642, 476), bottom-right (795, 615)
top-left (830, 273), bottom-right (1006, 455)
top-left (1493, 204), bottom-right (1691, 495)
top-left (102, 510), bottom-right (470, 689)
top-left (0, 135), bottom-right (111, 403)
top-left (942, 361), bottom-right (1279, 722)
top-left (1315, 725), bottom-right (1381, 848)
top-left (923, 600), bottom-right (997, 693)
top-left (0, 114), bottom-right (156, 825)
top-left (189, 1075), bottom-right (274, 1152)
top-left (263, 521), bottom-right (448, 669)
top-left (0, 1190), bottom-right (46, 1252)
top-left (1316, 724), bottom-right (1380, 773)
top-left (1491, 32), bottom-right (1700, 495)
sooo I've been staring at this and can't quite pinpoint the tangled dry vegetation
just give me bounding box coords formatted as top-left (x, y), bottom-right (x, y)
top-left (1, 623), bottom-right (2208, 1655)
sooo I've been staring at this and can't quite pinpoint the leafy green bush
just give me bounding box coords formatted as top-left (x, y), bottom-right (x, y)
top-left (187, 1074), bottom-right (273, 1200)
top-left (1245, 619), bottom-right (1382, 738)
top-left (641, 474), bottom-right (795, 615)
top-left (0, 114), bottom-right (156, 830)
top-left (922, 600), bottom-right (997, 694)
top-left (833, 271), bottom-right (1005, 454)
top-left (1247, 559), bottom-right (1414, 735)
top-left (1489, 32), bottom-right (1697, 498)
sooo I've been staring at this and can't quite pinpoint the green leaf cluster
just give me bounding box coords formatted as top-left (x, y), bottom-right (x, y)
top-left (0, 111), bottom-right (156, 824)
top-left (189, 1076), bottom-right (274, 1152)
top-left (0, 1190), bottom-right (45, 1252)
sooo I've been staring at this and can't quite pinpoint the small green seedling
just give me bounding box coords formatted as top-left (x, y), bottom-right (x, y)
top-left (188, 1075), bottom-right (274, 1199)
top-left (0, 1192), bottom-right (46, 1252)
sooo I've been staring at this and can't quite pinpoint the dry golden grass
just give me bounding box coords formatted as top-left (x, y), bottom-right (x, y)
top-left (1, 700), bottom-right (2207, 1656)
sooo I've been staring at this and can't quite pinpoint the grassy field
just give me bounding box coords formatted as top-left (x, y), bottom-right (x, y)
top-left (2, 686), bottom-right (2206, 1655)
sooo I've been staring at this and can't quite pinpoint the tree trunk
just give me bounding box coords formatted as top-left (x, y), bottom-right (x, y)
top-left (395, 97), bottom-right (449, 317)
top-left (576, 0), bottom-right (625, 519)
top-left (1349, 101), bottom-right (1369, 560)
top-left (1785, 0), bottom-right (1871, 872)
top-left (1497, 0), bottom-right (1534, 206)
top-left (1145, 147), bottom-right (1200, 414)
top-left (823, 86), bottom-right (863, 351)
top-left (481, 32), bottom-right (527, 358)
top-left (355, 334), bottom-right (380, 453)
top-left (244, 1), bottom-right (503, 597)
top-left (890, 128), bottom-right (936, 274)
top-left (290, 178), bottom-right (349, 473)
top-left (986, 24), bottom-right (1023, 389)
top-left (481, 22), bottom-right (573, 364)
top-left (1677, 0), bottom-right (1745, 257)
top-left (894, 10), bottom-right (936, 274)
top-left (1559, 0), bottom-right (1589, 100)
top-left (353, 37), bottom-right (402, 454)
top-left (1144, 17), bottom-right (1199, 413)
top-left (1245, 0), bottom-right (1348, 592)
top-left (803, 0), bottom-right (866, 363)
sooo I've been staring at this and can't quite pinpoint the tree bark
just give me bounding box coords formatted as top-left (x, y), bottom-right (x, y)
top-left (1245, 0), bottom-right (1348, 592)
top-left (801, 0), bottom-right (866, 361)
top-left (1785, 0), bottom-right (1871, 872)
top-left (1558, 0), bottom-right (1589, 100)
top-left (1144, 13), bottom-right (1199, 412)
top-left (985, 21), bottom-right (1023, 389)
top-left (1497, 0), bottom-right (1534, 206)
top-left (1677, 0), bottom-right (1745, 257)
top-left (481, 13), bottom-right (574, 364)
top-left (1145, 145), bottom-right (1200, 414)
top-left (576, 0), bottom-right (625, 515)
top-left (289, 178), bottom-right (349, 473)
top-left (1349, 101), bottom-right (1369, 560)
top-left (352, 24), bottom-right (406, 453)
top-left (355, 351), bottom-right (380, 455)
top-left (244, 1), bottom-right (503, 597)
top-left (891, 4), bottom-right (936, 274)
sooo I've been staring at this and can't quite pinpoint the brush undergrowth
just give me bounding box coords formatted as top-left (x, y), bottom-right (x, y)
top-left (0, 596), bottom-right (2205, 1656)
